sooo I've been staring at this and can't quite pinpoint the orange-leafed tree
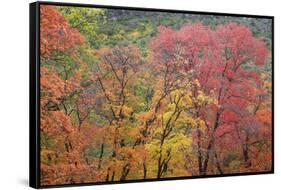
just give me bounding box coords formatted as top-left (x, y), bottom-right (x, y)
top-left (90, 45), bottom-right (143, 181)
top-left (40, 5), bottom-right (85, 57)
top-left (39, 5), bottom-right (101, 185)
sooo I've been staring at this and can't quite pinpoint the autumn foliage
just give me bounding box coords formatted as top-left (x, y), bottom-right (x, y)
top-left (39, 5), bottom-right (272, 186)
top-left (40, 5), bottom-right (85, 57)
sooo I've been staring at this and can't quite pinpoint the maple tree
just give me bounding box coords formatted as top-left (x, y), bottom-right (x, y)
top-left (149, 23), bottom-right (270, 175)
top-left (39, 5), bottom-right (272, 186)
top-left (91, 44), bottom-right (143, 181)
top-left (40, 5), bottom-right (98, 185)
top-left (40, 5), bottom-right (85, 57)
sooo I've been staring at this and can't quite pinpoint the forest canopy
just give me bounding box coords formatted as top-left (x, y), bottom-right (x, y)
top-left (39, 5), bottom-right (272, 186)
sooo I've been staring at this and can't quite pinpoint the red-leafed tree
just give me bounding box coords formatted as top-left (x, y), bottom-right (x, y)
top-left (149, 23), bottom-right (269, 175)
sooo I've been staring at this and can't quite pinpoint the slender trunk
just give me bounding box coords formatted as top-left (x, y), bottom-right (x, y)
top-left (202, 111), bottom-right (220, 175)
top-left (196, 125), bottom-right (203, 175)
top-left (157, 143), bottom-right (164, 179)
top-left (110, 127), bottom-right (118, 181)
top-left (143, 161), bottom-right (147, 179)
top-left (105, 168), bottom-right (110, 182)
top-left (202, 137), bottom-right (214, 175)
top-left (214, 149), bottom-right (223, 174)
top-left (120, 164), bottom-right (130, 181)
top-left (242, 133), bottom-right (251, 168)
top-left (98, 143), bottom-right (104, 170)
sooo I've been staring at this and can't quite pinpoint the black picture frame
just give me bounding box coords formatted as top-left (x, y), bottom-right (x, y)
top-left (30, 1), bottom-right (274, 188)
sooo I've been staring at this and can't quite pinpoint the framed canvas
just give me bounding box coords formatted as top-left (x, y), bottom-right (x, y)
top-left (29, 1), bottom-right (274, 188)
